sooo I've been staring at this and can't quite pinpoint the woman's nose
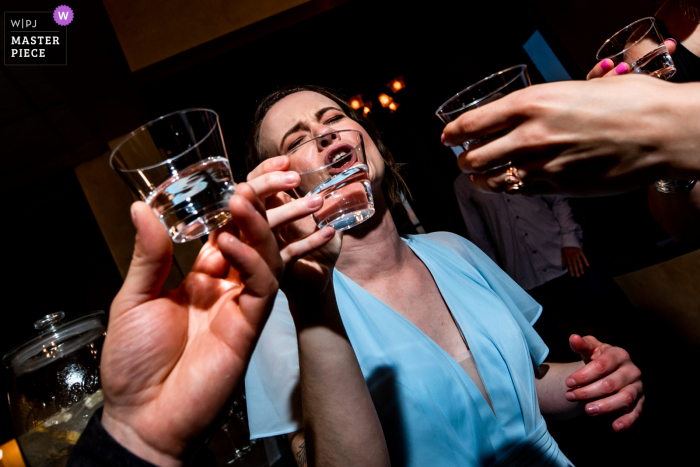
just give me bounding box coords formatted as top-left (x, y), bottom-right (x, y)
top-left (313, 127), bottom-right (339, 149)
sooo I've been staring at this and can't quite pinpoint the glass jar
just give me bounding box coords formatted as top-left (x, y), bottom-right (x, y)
top-left (2, 311), bottom-right (106, 467)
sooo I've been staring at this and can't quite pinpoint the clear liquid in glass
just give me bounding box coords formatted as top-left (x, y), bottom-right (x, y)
top-left (146, 157), bottom-right (235, 243)
top-left (308, 164), bottom-right (374, 231)
top-left (632, 45), bottom-right (676, 80)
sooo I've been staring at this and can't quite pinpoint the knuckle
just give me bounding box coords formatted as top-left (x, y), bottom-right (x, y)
top-left (621, 390), bottom-right (635, 407)
top-left (593, 359), bottom-right (607, 374)
top-left (601, 378), bottom-right (616, 394)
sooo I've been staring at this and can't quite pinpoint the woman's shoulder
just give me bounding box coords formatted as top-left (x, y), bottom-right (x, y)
top-left (408, 231), bottom-right (482, 261)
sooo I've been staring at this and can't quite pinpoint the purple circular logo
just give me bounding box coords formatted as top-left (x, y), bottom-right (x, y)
top-left (53, 5), bottom-right (74, 26)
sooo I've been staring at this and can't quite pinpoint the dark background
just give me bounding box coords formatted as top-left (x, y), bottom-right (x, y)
top-left (1, 0), bottom-right (696, 464)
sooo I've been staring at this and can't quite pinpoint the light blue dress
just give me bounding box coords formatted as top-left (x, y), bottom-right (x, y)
top-left (245, 232), bottom-right (573, 466)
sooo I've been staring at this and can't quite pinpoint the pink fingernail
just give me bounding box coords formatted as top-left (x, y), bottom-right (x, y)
top-left (615, 422), bottom-right (624, 431)
top-left (587, 404), bottom-right (600, 414)
top-left (565, 392), bottom-right (576, 401)
top-left (600, 59), bottom-right (612, 71)
top-left (566, 378), bottom-right (576, 387)
top-left (615, 63), bottom-right (629, 75)
top-left (666, 37), bottom-right (677, 46)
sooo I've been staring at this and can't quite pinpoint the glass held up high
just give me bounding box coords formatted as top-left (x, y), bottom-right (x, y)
top-left (286, 129), bottom-right (375, 231)
top-left (110, 109), bottom-right (235, 243)
top-left (436, 65), bottom-right (531, 151)
top-left (596, 17), bottom-right (676, 80)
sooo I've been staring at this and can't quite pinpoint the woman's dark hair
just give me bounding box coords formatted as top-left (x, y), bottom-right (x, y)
top-left (246, 85), bottom-right (410, 207)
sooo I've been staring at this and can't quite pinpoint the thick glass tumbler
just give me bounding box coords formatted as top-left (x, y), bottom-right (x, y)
top-left (596, 17), bottom-right (675, 80)
top-left (110, 109), bottom-right (235, 243)
top-left (286, 129), bottom-right (374, 231)
top-left (436, 65), bottom-right (531, 151)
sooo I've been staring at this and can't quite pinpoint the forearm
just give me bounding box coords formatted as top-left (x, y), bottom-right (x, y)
top-left (289, 288), bottom-right (390, 467)
top-left (662, 82), bottom-right (700, 180)
top-left (535, 361), bottom-right (585, 420)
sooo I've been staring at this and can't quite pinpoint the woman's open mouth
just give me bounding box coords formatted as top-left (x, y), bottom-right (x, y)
top-left (325, 144), bottom-right (357, 175)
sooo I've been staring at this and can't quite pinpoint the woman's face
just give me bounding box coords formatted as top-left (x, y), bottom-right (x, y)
top-left (259, 91), bottom-right (385, 192)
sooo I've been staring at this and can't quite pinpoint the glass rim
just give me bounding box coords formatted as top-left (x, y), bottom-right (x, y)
top-left (285, 129), bottom-right (364, 176)
top-left (596, 17), bottom-right (657, 61)
top-left (435, 64), bottom-right (528, 118)
top-left (109, 108), bottom-right (220, 174)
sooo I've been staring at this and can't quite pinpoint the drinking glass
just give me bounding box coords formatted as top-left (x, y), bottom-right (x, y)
top-left (596, 17), bottom-right (675, 80)
top-left (286, 129), bottom-right (374, 231)
top-left (110, 109), bottom-right (235, 243)
top-left (436, 65), bottom-right (531, 151)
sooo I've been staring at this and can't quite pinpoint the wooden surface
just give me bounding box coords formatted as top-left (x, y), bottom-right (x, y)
top-left (103, 0), bottom-right (312, 72)
top-left (615, 249), bottom-right (700, 344)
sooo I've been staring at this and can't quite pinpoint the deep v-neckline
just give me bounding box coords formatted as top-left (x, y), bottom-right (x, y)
top-left (335, 238), bottom-right (497, 417)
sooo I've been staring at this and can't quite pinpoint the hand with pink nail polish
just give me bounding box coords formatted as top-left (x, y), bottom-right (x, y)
top-left (586, 39), bottom-right (677, 80)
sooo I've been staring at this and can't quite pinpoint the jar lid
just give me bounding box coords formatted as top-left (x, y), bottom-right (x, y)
top-left (2, 311), bottom-right (106, 376)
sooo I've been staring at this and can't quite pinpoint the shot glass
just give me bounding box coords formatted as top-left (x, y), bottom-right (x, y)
top-left (436, 65), bottom-right (531, 151)
top-left (596, 17), bottom-right (675, 80)
top-left (110, 108), bottom-right (235, 243)
top-left (286, 129), bottom-right (374, 231)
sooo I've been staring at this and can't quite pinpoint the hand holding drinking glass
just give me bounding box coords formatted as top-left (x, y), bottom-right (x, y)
top-left (246, 155), bottom-right (342, 300)
top-left (436, 65), bottom-right (531, 192)
top-left (96, 184), bottom-right (286, 466)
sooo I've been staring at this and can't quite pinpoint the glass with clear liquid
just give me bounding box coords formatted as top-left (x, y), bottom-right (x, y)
top-left (307, 164), bottom-right (374, 231)
top-left (110, 109), bottom-right (235, 242)
top-left (146, 157), bottom-right (235, 242)
top-left (288, 129), bottom-right (375, 231)
top-left (597, 17), bottom-right (676, 80)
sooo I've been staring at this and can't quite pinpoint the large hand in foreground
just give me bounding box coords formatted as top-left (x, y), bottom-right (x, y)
top-left (442, 75), bottom-right (700, 196)
top-left (564, 335), bottom-right (643, 432)
top-left (100, 184), bottom-right (295, 466)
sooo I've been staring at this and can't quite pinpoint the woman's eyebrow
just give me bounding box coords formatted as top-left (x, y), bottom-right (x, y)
top-left (278, 106), bottom-right (343, 153)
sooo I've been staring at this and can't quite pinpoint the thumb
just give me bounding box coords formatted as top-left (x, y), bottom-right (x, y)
top-left (112, 202), bottom-right (173, 314)
top-left (665, 38), bottom-right (677, 56)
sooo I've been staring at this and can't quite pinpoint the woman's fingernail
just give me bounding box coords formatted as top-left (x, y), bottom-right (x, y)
top-left (322, 226), bottom-right (335, 237)
top-left (565, 392), bottom-right (576, 401)
top-left (566, 378), bottom-right (576, 387)
top-left (666, 37), bottom-right (677, 46)
top-left (275, 157), bottom-right (286, 167)
top-left (284, 172), bottom-right (298, 184)
top-left (600, 59), bottom-right (612, 70)
top-left (615, 63), bottom-right (629, 75)
top-left (586, 404), bottom-right (600, 414)
top-left (306, 195), bottom-right (322, 208)
top-left (615, 422), bottom-right (624, 431)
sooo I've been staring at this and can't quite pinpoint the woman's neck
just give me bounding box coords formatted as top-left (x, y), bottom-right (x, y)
top-left (334, 191), bottom-right (413, 284)
top-left (658, 0), bottom-right (700, 56)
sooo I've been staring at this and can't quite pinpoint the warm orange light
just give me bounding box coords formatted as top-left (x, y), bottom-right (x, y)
top-left (363, 106), bottom-right (371, 115)
top-left (387, 76), bottom-right (406, 93)
top-left (378, 93), bottom-right (392, 107)
top-left (388, 102), bottom-right (397, 111)
top-left (348, 94), bottom-right (364, 110)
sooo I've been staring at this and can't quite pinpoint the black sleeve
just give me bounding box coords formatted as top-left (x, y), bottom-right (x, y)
top-left (67, 409), bottom-right (157, 467)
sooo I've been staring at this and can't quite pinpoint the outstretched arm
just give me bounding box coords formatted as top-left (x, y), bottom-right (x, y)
top-left (247, 156), bottom-right (391, 467)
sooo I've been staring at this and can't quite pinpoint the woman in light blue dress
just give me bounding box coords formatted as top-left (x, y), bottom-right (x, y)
top-left (243, 85), bottom-right (644, 467)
